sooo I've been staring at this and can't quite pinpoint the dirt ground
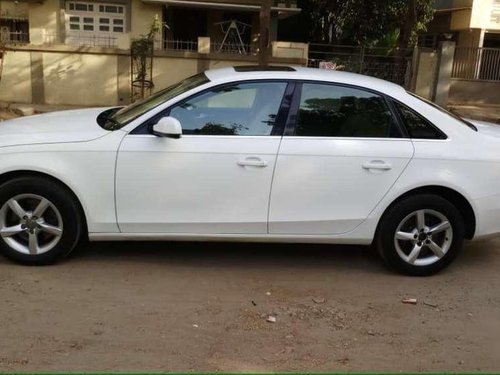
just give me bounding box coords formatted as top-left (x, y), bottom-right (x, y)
top-left (0, 238), bottom-right (499, 372)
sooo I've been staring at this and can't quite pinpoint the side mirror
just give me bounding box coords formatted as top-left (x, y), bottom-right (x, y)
top-left (152, 116), bottom-right (182, 138)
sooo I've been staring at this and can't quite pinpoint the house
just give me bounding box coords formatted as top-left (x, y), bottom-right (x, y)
top-left (416, 0), bottom-right (500, 107)
top-left (0, 0), bottom-right (306, 106)
top-left (419, 0), bottom-right (500, 48)
top-left (1, 0), bottom-right (300, 50)
top-left (0, 0), bottom-right (29, 43)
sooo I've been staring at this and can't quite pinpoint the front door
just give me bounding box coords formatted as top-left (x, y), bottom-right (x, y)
top-left (269, 82), bottom-right (414, 235)
top-left (116, 80), bottom-right (290, 234)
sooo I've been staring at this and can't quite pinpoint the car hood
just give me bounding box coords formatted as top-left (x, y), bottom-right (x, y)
top-left (466, 118), bottom-right (500, 138)
top-left (0, 107), bottom-right (111, 148)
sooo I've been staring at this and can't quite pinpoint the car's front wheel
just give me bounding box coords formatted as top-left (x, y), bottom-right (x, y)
top-left (0, 176), bottom-right (82, 265)
top-left (376, 194), bottom-right (465, 276)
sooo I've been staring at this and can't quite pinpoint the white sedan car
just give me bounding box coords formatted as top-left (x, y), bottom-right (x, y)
top-left (0, 66), bottom-right (498, 275)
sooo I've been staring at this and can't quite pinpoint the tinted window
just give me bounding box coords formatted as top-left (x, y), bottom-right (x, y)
top-left (295, 83), bottom-right (399, 138)
top-left (408, 92), bottom-right (477, 132)
top-left (169, 82), bottom-right (287, 136)
top-left (394, 101), bottom-right (447, 139)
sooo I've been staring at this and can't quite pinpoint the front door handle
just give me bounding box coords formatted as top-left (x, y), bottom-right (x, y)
top-left (362, 160), bottom-right (392, 171)
top-left (237, 157), bottom-right (268, 168)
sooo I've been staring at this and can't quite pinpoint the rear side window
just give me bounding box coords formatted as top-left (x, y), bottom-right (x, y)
top-left (294, 83), bottom-right (401, 138)
top-left (394, 101), bottom-right (447, 139)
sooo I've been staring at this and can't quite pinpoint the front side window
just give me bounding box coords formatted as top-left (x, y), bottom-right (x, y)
top-left (169, 82), bottom-right (287, 136)
top-left (394, 101), bottom-right (447, 139)
top-left (101, 73), bottom-right (210, 130)
top-left (295, 83), bottom-right (400, 138)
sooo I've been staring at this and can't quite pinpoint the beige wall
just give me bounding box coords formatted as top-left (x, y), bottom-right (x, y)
top-left (0, 49), bottom-right (120, 106)
top-left (471, 0), bottom-right (500, 29)
top-left (23, 0), bottom-right (163, 49)
top-left (152, 56), bottom-right (198, 90)
top-left (0, 0), bottom-right (29, 18)
top-left (118, 1), bottom-right (163, 49)
top-left (450, 9), bottom-right (473, 29)
top-left (131, 1), bottom-right (162, 40)
top-left (492, 0), bottom-right (500, 29)
top-left (29, 0), bottom-right (60, 45)
top-left (208, 58), bottom-right (254, 69)
top-left (0, 45), bottom-right (306, 106)
top-left (272, 41), bottom-right (308, 59)
top-left (0, 50), bottom-right (32, 103)
top-left (449, 0), bottom-right (500, 30)
top-left (43, 52), bottom-right (118, 106)
top-left (149, 57), bottom-right (251, 94)
top-left (449, 78), bottom-right (500, 104)
top-left (152, 56), bottom-right (276, 92)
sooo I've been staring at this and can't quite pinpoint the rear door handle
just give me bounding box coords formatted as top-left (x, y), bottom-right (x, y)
top-left (237, 157), bottom-right (268, 168)
top-left (362, 160), bottom-right (392, 171)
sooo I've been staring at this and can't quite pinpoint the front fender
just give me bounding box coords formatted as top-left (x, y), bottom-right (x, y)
top-left (0, 131), bottom-right (126, 233)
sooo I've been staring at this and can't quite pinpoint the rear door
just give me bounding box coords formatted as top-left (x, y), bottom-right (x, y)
top-left (269, 82), bottom-right (414, 235)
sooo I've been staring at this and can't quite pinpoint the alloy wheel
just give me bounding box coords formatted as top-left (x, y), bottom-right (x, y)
top-left (0, 194), bottom-right (63, 255)
top-left (394, 209), bottom-right (453, 267)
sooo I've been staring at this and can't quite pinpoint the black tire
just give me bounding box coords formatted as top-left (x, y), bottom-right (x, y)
top-left (376, 194), bottom-right (465, 276)
top-left (0, 176), bottom-right (82, 265)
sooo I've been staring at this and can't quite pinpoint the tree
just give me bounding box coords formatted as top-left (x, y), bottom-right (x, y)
top-left (392, 0), bottom-right (434, 48)
top-left (130, 16), bottom-right (162, 100)
top-left (280, 0), bottom-right (434, 48)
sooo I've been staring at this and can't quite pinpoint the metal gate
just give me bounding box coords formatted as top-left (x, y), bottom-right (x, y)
top-left (452, 46), bottom-right (500, 82)
top-left (308, 44), bottom-right (414, 88)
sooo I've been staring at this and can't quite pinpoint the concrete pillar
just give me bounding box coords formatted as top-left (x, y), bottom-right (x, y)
top-left (30, 51), bottom-right (45, 104)
top-left (409, 46), bottom-right (420, 92)
top-left (59, 0), bottom-right (66, 44)
top-left (196, 57), bottom-right (210, 73)
top-left (198, 36), bottom-right (210, 54)
top-left (117, 54), bottom-right (131, 105)
top-left (414, 50), bottom-right (439, 100)
top-left (434, 40), bottom-right (456, 107)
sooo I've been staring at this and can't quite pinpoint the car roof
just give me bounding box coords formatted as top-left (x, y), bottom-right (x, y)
top-left (204, 66), bottom-right (406, 97)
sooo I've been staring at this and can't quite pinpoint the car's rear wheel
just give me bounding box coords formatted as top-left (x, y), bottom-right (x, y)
top-left (376, 194), bottom-right (464, 276)
top-left (0, 177), bottom-right (82, 265)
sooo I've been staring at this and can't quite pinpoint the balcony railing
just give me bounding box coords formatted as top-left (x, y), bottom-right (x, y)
top-left (452, 46), bottom-right (500, 81)
top-left (161, 39), bottom-right (198, 52)
top-left (158, 39), bottom-right (256, 56)
top-left (0, 33), bottom-right (301, 64)
top-left (64, 34), bottom-right (118, 48)
top-left (210, 41), bottom-right (255, 55)
top-left (0, 31), bottom-right (30, 45)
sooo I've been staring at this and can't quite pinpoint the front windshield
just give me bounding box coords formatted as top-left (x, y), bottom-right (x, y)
top-left (102, 73), bottom-right (210, 130)
top-left (408, 92), bottom-right (477, 131)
